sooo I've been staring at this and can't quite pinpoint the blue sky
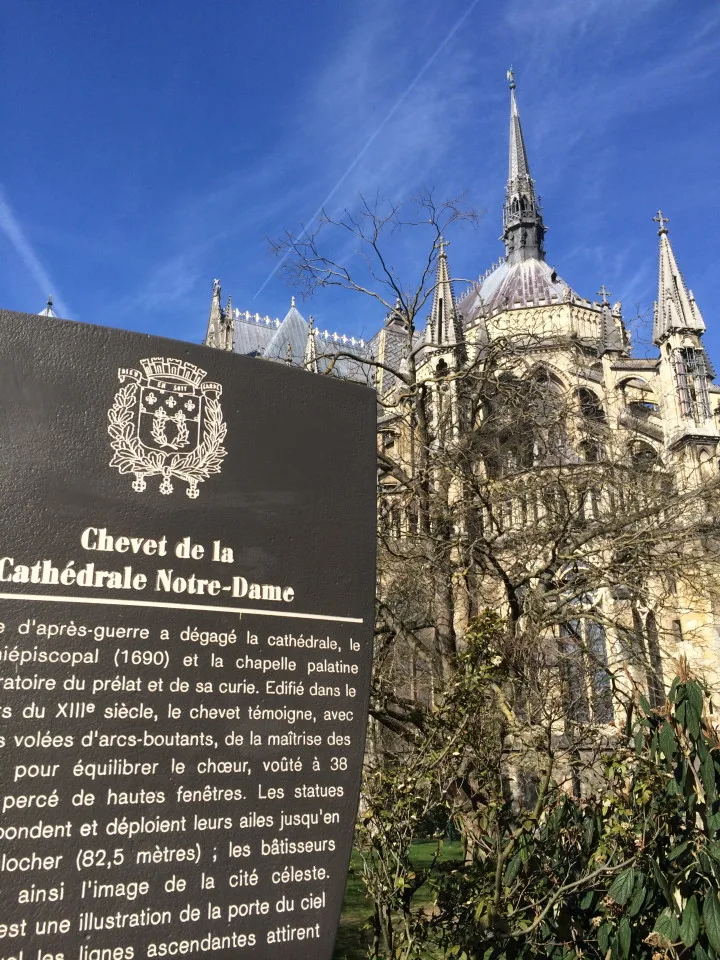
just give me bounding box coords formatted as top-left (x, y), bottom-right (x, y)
top-left (2, 0), bottom-right (719, 360)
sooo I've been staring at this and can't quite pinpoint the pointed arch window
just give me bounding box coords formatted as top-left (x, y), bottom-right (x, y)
top-left (559, 619), bottom-right (613, 724)
top-left (480, 425), bottom-right (533, 479)
top-left (629, 605), bottom-right (665, 709)
top-left (556, 564), bottom-right (613, 724)
top-left (577, 387), bottom-right (605, 423)
top-left (579, 439), bottom-right (602, 463)
top-left (699, 449), bottom-right (714, 483)
top-left (477, 378), bottom-right (533, 479)
top-left (578, 485), bottom-right (601, 521)
top-left (630, 441), bottom-right (661, 471)
top-left (529, 371), bottom-right (568, 467)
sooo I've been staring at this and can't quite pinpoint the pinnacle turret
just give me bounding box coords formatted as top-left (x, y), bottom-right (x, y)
top-left (652, 211), bottom-right (705, 345)
top-left (503, 71), bottom-right (546, 264)
top-left (597, 285), bottom-right (625, 354)
top-left (430, 239), bottom-right (456, 343)
top-left (38, 296), bottom-right (57, 318)
top-left (303, 317), bottom-right (319, 372)
top-left (204, 279), bottom-right (234, 351)
top-left (426, 239), bottom-right (465, 361)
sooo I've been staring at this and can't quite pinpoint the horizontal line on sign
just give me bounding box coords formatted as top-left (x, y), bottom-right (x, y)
top-left (0, 592), bottom-right (364, 623)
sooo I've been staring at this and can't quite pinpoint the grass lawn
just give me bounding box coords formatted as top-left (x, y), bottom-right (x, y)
top-left (332, 849), bottom-right (371, 960)
top-left (332, 839), bottom-right (463, 960)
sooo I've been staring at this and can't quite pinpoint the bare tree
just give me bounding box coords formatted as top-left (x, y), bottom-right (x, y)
top-left (272, 193), bottom-right (720, 955)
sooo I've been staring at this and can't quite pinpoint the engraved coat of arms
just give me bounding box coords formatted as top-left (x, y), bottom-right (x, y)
top-left (108, 357), bottom-right (227, 498)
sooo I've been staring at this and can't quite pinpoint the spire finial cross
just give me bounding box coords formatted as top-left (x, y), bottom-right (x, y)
top-left (597, 284), bottom-right (612, 305)
top-left (653, 210), bottom-right (670, 235)
top-left (507, 67), bottom-right (515, 90)
top-left (437, 236), bottom-right (449, 257)
top-left (291, 295), bottom-right (296, 308)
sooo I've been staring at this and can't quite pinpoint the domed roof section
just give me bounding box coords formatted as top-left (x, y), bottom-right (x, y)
top-left (459, 257), bottom-right (578, 325)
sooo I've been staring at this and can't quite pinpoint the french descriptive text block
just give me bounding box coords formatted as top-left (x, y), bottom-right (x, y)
top-left (0, 310), bottom-right (376, 960)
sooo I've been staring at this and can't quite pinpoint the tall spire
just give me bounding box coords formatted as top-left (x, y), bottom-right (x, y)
top-left (508, 68), bottom-right (530, 180)
top-left (652, 211), bottom-right (705, 345)
top-left (503, 70), bottom-right (546, 264)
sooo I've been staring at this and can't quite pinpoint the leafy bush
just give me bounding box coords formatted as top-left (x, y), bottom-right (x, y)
top-left (359, 630), bottom-right (720, 959)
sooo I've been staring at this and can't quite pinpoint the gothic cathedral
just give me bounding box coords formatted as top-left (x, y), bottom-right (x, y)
top-left (205, 76), bottom-right (720, 702)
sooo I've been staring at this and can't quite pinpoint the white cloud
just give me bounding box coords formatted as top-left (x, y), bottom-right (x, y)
top-left (120, 0), bottom-right (720, 336)
top-left (118, 250), bottom-right (203, 315)
top-left (123, 0), bottom-right (491, 320)
top-left (0, 187), bottom-right (71, 318)
top-left (253, 0), bottom-right (487, 297)
top-left (504, 0), bottom-right (663, 39)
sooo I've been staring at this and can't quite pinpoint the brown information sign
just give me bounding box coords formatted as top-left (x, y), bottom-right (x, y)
top-left (0, 310), bottom-right (376, 960)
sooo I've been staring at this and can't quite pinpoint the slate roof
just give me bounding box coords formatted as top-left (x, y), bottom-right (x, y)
top-left (233, 317), bottom-right (277, 357)
top-left (375, 326), bottom-right (408, 371)
top-left (229, 300), bottom-right (432, 395)
top-left (263, 305), bottom-right (309, 365)
top-left (313, 334), bottom-right (372, 382)
top-left (232, 303), bottom-right (375, 384)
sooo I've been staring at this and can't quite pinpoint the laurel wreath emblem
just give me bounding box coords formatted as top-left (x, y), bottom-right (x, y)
top-left (151, 407), bottom-right (190, 450)
top-left (108, 372), bottom-right (227, 498)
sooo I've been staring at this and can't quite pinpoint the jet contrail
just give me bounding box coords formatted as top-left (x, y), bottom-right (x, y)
top-left (0, 187), bottom-right (71, 318)
top-left (254, 0), bottom-right (482, 300)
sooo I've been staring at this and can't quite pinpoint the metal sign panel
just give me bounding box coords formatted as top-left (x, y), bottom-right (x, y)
top-left (0, 310), bottom-right (376, 960)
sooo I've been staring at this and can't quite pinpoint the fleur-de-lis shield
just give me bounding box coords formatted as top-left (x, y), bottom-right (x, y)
top-left (137, 379), bottom-right (203, 454)
top-left (108, 357), bottom-right (226, 498)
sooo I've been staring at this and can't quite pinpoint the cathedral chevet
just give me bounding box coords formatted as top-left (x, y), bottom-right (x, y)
top-left (205, 75), bottom-right (720, 692)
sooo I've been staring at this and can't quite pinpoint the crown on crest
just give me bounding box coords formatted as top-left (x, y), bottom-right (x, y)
top-left (140, 357), bottom-right (207, 386)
